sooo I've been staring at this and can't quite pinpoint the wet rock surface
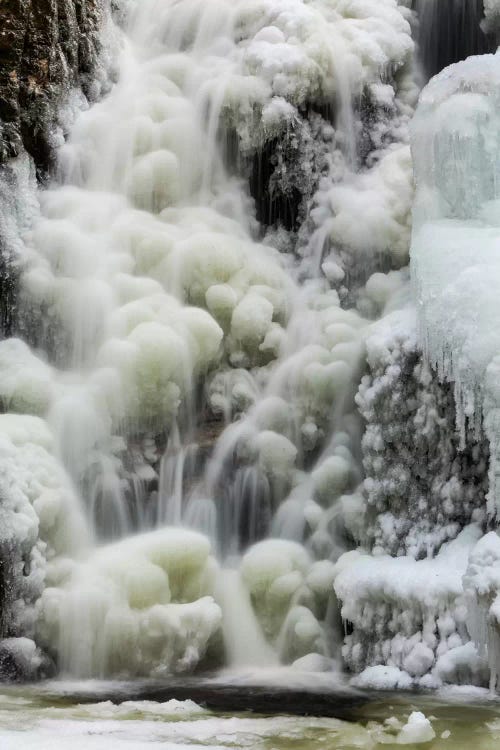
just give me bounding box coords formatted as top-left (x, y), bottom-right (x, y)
top-left (0, 0), bottom-right (102, 173)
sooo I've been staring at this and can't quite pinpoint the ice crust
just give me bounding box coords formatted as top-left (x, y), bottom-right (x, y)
top-left (356, 306), bottom-right (488, 559)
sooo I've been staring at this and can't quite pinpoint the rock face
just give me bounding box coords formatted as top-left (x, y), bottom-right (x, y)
top-left (0, 0), bottom-right (102, 174)
top-left (0, 0), bottom-right (103, 679)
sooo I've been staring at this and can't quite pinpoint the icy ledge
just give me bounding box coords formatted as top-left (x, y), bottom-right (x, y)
top-left (411, 52), bottom-right (500, 517)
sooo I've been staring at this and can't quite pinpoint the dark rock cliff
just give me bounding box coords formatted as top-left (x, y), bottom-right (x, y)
top-left (0, 0), bottom-right (102, 175)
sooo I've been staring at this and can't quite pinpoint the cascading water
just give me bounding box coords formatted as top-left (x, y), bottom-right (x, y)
top-left (0, 0), bottom-right (417, 679)
top-left (2, 0), bottom-right (500, 691)
top-left (413, 0), bottom-right (495, 80)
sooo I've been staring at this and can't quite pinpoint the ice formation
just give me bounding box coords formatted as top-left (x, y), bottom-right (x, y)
top-left (0, 0), bottom-right (421, 679)
top-left (335, 525), bottom-right (487, 687)
top-left (396, 711), bottom-right (435, 745)
top-left (0, 0), bottom-right (499, 689)
top-left (327, 29), bottom-right (500, 693)
top-left (409, 52), bottom-right (500, 691)
top-left (411, 53), bottom-right (500, 517)
top-left (38, 528), bottom-right (222, 677)
top-left (329, 47), bottom-right (500, 689)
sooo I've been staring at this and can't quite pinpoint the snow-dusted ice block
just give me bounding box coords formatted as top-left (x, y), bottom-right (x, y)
top-left (411, 52), bottom-right (500, 515)
top-left (334, 525), bottom-right (485, 686)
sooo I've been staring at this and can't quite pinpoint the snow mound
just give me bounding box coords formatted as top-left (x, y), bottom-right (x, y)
top-left (334, 525), bottom-right (483, 683)
top-left (352, 665), bottom-right (412, 690)
top-left (396, 711), bottom-right (435, 745)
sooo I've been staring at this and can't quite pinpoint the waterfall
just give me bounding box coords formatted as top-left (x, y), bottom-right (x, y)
top-left (216, 568), bottom-right (277, 668)
top-left (1, 0), bottom-right (499, 689)
top-left (414, 0), bottom-right (495, 80)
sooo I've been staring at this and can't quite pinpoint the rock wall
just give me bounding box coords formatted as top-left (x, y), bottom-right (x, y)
top-left (0, 0), bottom-right (104, 679)
top-left (0, 0), bottom-right (102, 174)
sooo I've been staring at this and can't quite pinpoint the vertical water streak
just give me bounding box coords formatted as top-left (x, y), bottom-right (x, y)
top-left (216, 568), bottom-right (278, 667)
top-left (414, 0), bottom-right (494, 80)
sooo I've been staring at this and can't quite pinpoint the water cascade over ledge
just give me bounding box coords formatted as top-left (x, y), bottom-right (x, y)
top-left (0, 0), bottom-right (500, 691)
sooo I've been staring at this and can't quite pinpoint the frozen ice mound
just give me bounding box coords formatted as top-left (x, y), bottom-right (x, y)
top-left (240, 539), bottom-right (336, 663)
top-left (0, 414), bottom-right (89, 672)
top-left (396, 711), bottom-right (436, 744)
top-left (38, 527), bottom-right (222, 678)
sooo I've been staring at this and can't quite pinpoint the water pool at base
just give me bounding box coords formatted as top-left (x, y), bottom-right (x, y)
top-left (2, 682), bottom-right (500, 749)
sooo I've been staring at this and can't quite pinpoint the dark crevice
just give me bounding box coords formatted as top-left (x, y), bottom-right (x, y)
top-left (250, 138), bottom-right (302, 232)
top-left (414, 0), bottom-right (497, 80)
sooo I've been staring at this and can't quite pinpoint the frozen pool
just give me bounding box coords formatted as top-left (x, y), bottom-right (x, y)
top-left (2, 681), bottom-right (500, 749)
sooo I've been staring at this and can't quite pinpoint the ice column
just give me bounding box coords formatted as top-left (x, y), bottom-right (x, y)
top-left (411, 52), bottom-right (500, 517)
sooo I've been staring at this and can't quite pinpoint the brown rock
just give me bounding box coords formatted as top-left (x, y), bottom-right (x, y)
top-left (0, 0), bottom-right (102, 173)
